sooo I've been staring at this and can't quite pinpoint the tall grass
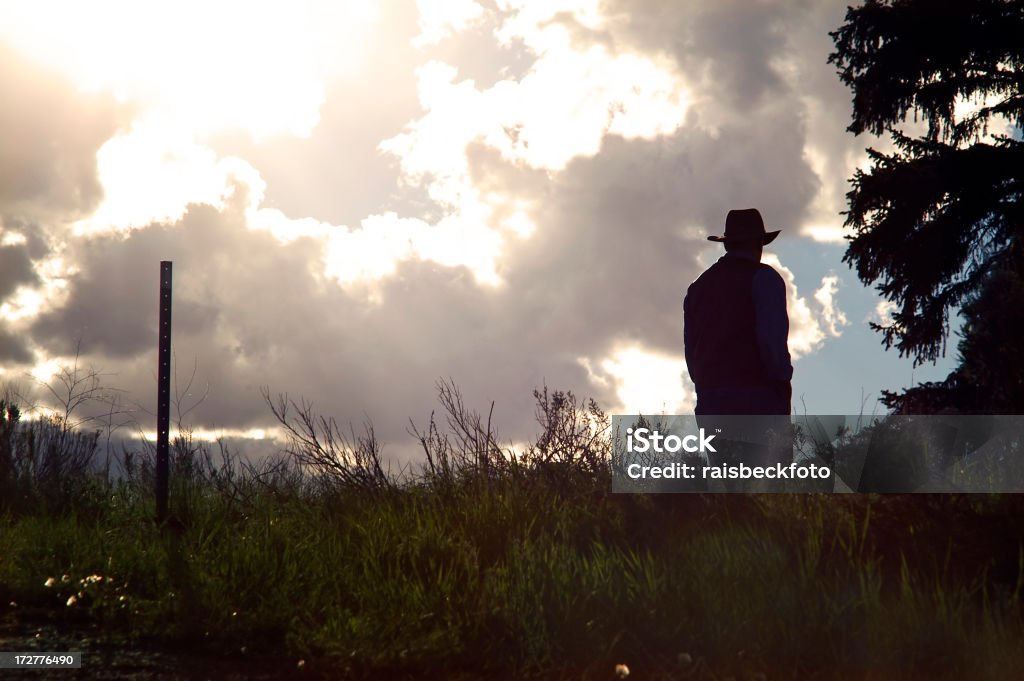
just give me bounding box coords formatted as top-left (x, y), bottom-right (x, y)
top-left (1, 382), bottom-right (1022, 680)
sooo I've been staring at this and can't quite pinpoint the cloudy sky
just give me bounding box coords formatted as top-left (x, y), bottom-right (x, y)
top-left (0, 0), bottom-right (969, 458)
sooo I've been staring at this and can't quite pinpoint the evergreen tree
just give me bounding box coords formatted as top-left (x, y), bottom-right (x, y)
top-left (829, 0), bottom-right (1024, 413)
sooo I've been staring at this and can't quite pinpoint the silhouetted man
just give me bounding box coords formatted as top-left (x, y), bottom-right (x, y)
top-left (684, 209), bottom-right (794, 487)
top-left (684, 209), bottom-right (793, 416)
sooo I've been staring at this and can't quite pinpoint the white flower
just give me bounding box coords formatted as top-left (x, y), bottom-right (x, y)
top-left (615, 663), bottom-right (630, 679)
top-left (66, 595), bottom-right (78, 606)
top-left (44, 577), bottom-right (56, 588)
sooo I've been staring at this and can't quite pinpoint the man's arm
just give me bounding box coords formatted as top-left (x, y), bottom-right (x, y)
top-left (752, 268), bottom-right (793, 384)
top-left (683, 290), bottom-right (698, 386)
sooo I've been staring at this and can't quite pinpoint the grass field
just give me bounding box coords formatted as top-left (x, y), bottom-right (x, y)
top-left (1, 386), bottom-right (1023, 680)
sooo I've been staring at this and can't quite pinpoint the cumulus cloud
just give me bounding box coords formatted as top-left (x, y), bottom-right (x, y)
top-left (872, 299), bottom-right (899, 327)
top-left (414, 0), bottom-right (486, 47)
top-left (0, 1), bottom-right (381, 140)
top-left (598, 0), bottom-right (881, 244)
top-left (73, 121), bottom-right (264, 235)
top-left (0, 43), bottom-right (122, 224)
top-left (0, 44), bottom-right (125, 367)
top-left (0, 243), bottom-right (39, 301)
top-left (23, 196), bottom-right (606, 451)
top-left (747, 256), bottom-right (848, 362)
top-left (0, 326), bottom-right (33, 364)
top-left (814, 274), bottom-right (848, 337)
top-left (1, 0), bottom-right (862, 457)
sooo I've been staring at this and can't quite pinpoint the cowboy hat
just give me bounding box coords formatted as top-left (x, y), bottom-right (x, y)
top-left (707, 208), bottom-right (780, 245)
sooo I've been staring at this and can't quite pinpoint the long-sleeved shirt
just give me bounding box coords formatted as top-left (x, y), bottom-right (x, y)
top-left (684, 251), bottom-right (793, 386)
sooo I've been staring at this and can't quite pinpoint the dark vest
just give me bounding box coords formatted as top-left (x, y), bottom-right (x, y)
top-left (686, 256), bottom-right (774, 389)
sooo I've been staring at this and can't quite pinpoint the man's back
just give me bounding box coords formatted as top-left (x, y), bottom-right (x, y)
top-left (685, 255), bottom-right (773, 390)
top-left (684, 252), bottom-right (793, 416)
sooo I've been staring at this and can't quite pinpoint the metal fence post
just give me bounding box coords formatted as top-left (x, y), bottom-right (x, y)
top-left (156, 261), bottom-right (172, 523)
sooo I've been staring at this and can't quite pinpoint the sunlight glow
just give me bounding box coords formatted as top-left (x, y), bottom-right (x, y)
top-left (953, 92), bottom-right (1016, 141)
top-left (0, 256), bottom-right (72, 323)
top-left (135, 426), bottom-right (286, 443)
top-left (377, 7), bottom-right (690, 291)
top-left (2, 0), bottom-right (382, 247)
top-left (803, 224), bottom-right (847, 243)
top-left (414, 0), bottom-right (485, 46)
top-left (501, 208), bottom-right (536, 239)
top-left (0, 288), bottom-right (46, 323)
top-left (73, 120), bottom-right (264, 234)
top-left (384, 44), bottom-right (688, 178)
top-left (580, 345), bottom-right (691, 415)
top-left (801, 144), bottom-right (848, 244)
top-left (0, 1), bottom-right (378, 139)
top-left (1, 230), bottom-right (27, 247)
top-left (29, 358), bottom-right (62, 384)
top-left (3, 0), bottom-right (690, 297)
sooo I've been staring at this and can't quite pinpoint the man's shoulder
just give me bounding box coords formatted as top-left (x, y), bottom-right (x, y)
top-left (754, 263), bottom-right (785, 284)
top-left (687, 257), bottom-right (724, 289)
top-left (690, 255), bottom-right (768, 291)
